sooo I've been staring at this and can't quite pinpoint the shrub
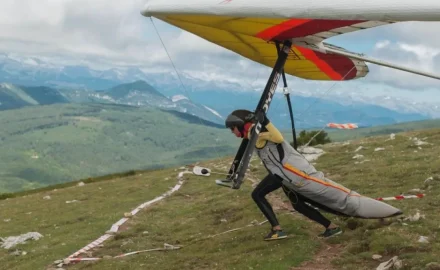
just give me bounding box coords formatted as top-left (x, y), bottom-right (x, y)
top-left (294, 130), bottom-right (331, 146)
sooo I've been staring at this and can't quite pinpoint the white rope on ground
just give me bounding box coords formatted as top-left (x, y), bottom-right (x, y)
top-left (60, 217), bottom-right (272, 264)
top-left (62, 243), bottom-right (182, 263)
top-left (54, 167), bottom-right (281, 267)
top-left (54, 166), bottom-right (427, 267)
top-left (56, 170), bottom-right (191, 267)
top-left (203, 219), bottom-right (269, 238)
top-left (113, 243), bottom-right (181, 258)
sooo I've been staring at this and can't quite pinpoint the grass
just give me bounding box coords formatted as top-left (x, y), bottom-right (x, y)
top-left (0, 103), bottom-right (238, 193)
top-left (325, 118), bottom-right (440, 142)
top-left (1, 101), bottom-right (438, 194)
top-left (71, 171), bottom-right (317, 270)
top-left (2, 127), bottom-right (440, 269)
top-left (0, 158), bottom-right (318, 270)
top-left (315, 129), bottom-right (440, 269)
top-left (0, 167), bottom-right (180, 269)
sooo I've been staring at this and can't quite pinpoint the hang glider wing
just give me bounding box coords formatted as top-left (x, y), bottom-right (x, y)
top-left (140, 1), bottom-right (406, 81)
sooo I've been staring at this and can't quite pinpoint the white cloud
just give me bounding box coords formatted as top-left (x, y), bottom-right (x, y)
top-left (375, 40), bottom-right (390, 49)
top-left (0, 0), bottom-right (267, 84)
top-left (1, 2), bottom-right (440, 104)
top-left (389, 21), bottom-right (440, 48)
top-left (366, 39), bottom-right (440, 89)
top-left (398, 43), bottom-right (440, 59)
top-left (0, 0), bottom-right (169, 68)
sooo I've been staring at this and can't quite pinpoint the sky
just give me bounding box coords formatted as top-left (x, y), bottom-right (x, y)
top-left (1, 0), bottom-right (440, 104)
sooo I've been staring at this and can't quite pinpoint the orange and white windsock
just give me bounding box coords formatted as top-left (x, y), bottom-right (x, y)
top-left (326, 123), bottom-right (358, 129)
top-left (376, 194), bottom-right (424, 201)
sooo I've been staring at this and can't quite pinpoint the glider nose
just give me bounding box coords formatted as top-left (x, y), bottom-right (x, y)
top-left (391, 209), bottom-right (404, 217)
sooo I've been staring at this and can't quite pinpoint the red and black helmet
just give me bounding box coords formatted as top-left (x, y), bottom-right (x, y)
top-left (225, 109), bottom-right (254, 129)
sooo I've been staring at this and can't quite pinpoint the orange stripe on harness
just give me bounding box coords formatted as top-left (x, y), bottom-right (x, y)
top-left (283, 163), bottom-right (358, 196)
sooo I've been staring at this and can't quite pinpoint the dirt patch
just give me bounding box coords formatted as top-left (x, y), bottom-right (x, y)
top-left (72, 116), bottom-right (102, 122)
top-left (266, 191), bottom-right (343, 270)
top-left (269, 193), bottom-right (294, 212)
top-left (291, 243), bottom-right (343, 270)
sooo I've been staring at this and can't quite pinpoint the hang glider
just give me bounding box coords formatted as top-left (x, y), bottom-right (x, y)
top-left (141, 0), bottom-right (440, 81)
top-left (141, 0), bottom-right (440, 189)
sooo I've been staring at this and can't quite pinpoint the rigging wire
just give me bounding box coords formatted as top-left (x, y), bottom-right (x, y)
top-left (280, 61), bottom-right (376, 147)
top-left (296, 81), bottom-right (371, 146)
top-left (150, 18), bottom-right (188, 99)
top-left (279, 60), bottom-right (358, 139)
top-left (269, 46), bottom-right (361, 131)
top-left (296, 65), bottom-right (357, 119)
top-left (151, 17), bottom-right (373, 166)
top-left (149, 17), bottom-right (225, 160)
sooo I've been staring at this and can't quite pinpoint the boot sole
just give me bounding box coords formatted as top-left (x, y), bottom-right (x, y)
top-left (264, 235), bottom-right (288, 241)
top-left (319, 230), bottom-right (342, 239)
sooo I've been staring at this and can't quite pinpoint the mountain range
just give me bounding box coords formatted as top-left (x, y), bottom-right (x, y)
top-left (0, 53), bottom-right (436, 129)
top-left (0, 81), bottom-right (225, 124)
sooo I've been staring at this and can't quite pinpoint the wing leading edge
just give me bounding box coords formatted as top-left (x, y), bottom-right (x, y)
top-left (153, 15), bottom-right (393, 80)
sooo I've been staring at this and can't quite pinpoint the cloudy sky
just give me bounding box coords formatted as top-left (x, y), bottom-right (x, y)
top-left (2, 0), bottom-right (440, 104)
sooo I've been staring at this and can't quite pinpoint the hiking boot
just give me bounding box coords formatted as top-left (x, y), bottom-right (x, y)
top-left (318, 227), bottom-right (342, 238)
top-left (264, 230), bottom-right (287, 241)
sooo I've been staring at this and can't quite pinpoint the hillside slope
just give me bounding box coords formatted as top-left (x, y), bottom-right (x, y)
top-left (0, 103), bottom-right (237, 193)
top-left (0, 83), bottom-right (69, 111)
top-left (325, 118), bottom-right (440, 142)
top-left (1, 127), bottom-right (440, 269)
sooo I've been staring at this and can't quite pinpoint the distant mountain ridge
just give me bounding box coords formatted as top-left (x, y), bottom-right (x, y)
top-left (67, 80), bottom-right (225, 124)
top-left (106, 80), bottom-right (166, 99)
top-left (0, 81), bottom-right (225, 124)
top-left (0, 52), bottom-right (434, 128)
top-left (0, 80), bottom-right (430, 129)
top-left (179, 89), bottom-right (428, 129)
top-left (1, 53), bottom-right (439, 118)
top-left (0, 83), bottom-right (69, 110)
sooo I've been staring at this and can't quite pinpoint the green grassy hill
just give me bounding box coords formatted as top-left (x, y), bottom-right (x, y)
top-left (0, 103), bottom-right (238, 193)
top-left (280, 118), bottom-right (440, 145)
top-left (326, 119), bottom-right (440, 142)
top-left (1, 127), bottom-right (440, 269)
top-left (2, 101), bottom-right (440, 195)
top-left (0, 83), bottom-right (69, 111)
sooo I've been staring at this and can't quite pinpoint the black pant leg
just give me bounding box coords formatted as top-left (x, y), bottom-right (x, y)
top-left (251, 174), bottom-right (283, 228)
top-left (281, 184), bottom-right (332, 228)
